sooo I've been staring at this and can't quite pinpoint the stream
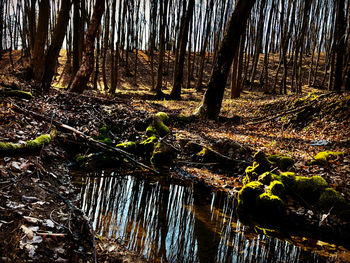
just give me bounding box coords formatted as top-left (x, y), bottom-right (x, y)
top-left (73, 171), bottom-right (349, 263)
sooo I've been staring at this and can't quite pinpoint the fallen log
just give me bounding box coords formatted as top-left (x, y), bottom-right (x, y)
top-left (0, 128), bottom-right (56, 156)
top-left (11, 104), bottom-right (160, 174)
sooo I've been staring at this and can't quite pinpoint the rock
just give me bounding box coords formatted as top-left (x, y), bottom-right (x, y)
top-left (267, 154), bottom-right (294, 171)
top-left (295, 176), bottom-right (328, 202)
top-left (308, 151), bottom-right (345, 165)
top-left (268, 180), bottom-right (285, 198)
top-left (318, 188), bottom-right (347, 213)
top-left (150, 142), bottom-right (175, 169)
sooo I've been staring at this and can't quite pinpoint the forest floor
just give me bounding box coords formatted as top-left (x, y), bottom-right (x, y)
top-left (0, 51), bottom-right (350, 262)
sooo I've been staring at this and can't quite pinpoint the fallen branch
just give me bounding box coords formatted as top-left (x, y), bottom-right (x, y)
top-left (11, 104), bottom-right (159, 174)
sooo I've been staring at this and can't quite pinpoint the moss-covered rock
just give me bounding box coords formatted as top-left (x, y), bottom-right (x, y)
top-left (258, 172), bottom-right (274, 185)
top-left (256, 193), bottom-right (285, 220)
top-left (308, 151), bottom-right (345, 165)
top-left (295, 176), bottom-right (328, 202)
top-left (318, 188), bottom-right (347, 212)
top-left (146, 112), bottom-right (170, 137)
top-left (195, 147), bottom-right (218, 163)
top-left (237, 181), bottom-right (265, 211)
top-left (268, 181), bottom-right (285, 199)
top-left (139, 135), bottom-right (158, 152)
top-left (277, 172), bottom-right (296, 190)
top-left (150, 142), bottom-right (174, 168)
top-left (245, 152), bottom-right (272, 181)
top-left (267, 154), bottom-right (294, 171)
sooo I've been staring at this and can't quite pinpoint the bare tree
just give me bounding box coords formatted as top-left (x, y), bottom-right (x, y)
top-left (69, 0), bottom-right (105, 93)
top-left (196, 0), bottom-right (257, 119)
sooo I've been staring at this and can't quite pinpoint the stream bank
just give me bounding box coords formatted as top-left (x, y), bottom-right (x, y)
top-left (0, 85), bottom-right (349, 262)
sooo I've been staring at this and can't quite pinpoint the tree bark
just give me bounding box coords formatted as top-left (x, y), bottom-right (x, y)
top-left (333, 0), bottom-right (346, 91)
top-left (170, 0), bottom-right (195, 99)
top-left (69, 0), bottom-right (105, 93)
top-left (41, 0), bottom-right (72, 92)
top-left (155, 0), bottom-right (169, 98)
top-left (196, 0), bottom-right (256, 119)
top-left (32, 0), bottom-right (50, 80)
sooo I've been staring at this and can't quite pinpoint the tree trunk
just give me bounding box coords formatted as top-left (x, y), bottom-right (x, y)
top-left (0, 0), bottom-right (4, 60)
top-left (155, 0), bottom-right (169, 98)
top-left (196, 0), bottom-right (256, 119)
top-left (69, 0), bottom-right (105, 93)
top-left (72, 0), bottom-right (81, 76)
top-left (333, 0), bottom-right (346, 91)
top-left (170, 0), bottom-right (195, 99)
top-left (41, 0), bottom-right (72, 92)
top-left (32, 0), bottom-right (50, 80)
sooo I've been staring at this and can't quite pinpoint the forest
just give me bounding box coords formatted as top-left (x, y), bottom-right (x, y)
top-left (0, 0), bottom-right (350, 262)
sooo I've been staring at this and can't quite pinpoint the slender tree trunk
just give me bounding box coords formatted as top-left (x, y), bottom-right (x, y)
top-left (32, 0), bottom-right (49, 80)
top-left (102, 0), bottom-right (109, 91)
top-left (195, 0), bottom-right (214, 91)
top-left (170, 0), bottom-right (195, 99)
top-left (196, 0), bottom-right (256, 119)
top-left (334, 0), bottom-right (346, 91)
top-left (41, 0), bottom-right (72, 91)
top-left (155, 0), bottom-right (169, 97)
top-left (72, 0), bottom-right (81, 76)
top-left (69, 0), bottom-right (105, 93)
top-left (0, 0), bottom-right (4, 60)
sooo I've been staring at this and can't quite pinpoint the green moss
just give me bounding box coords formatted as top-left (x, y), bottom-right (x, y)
top-left (26, 134), bottom-right (51, 148)
top-left (318, 188), bottom-right (347, 212)
top-left (99, 125), bottom-right (108, 137)
top-left (258, 172), bottom-right (273, 185)
top-left (267, 154), bottom-right (294, 171)
top-left (0, 134), bottom-right (51, 154)
top-left (295, 176), bottom-right (328, 202)
top-left (139, 135), bottom-right (158, 153)
top-left (277, 172), bottom-right (296, 190)
top-left (150, 142), bottom-right (174, 168)
top-left (156, 112), bottom-right (169, 123)
top-left (153, 119), bottom-right (170, 137)
top-left (268, 181), bottom-right (285, 198)
top-left (308, 151), bottom-right (345, 165)
top-left (256, 193), bottom-right (285, 220)
top-left (237, 181), bottom-right (264, 210)
top-left (93, 125), bottom-right (113, 145)
top-left (146, 124), bottom-right (156, 136)
top-left (116, 141), bottom-right (137, 153)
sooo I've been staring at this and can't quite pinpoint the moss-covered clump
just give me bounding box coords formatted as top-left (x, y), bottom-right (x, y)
top-left (267, 154), bottom-right (294, 171)
top-left (258, 172), bottom-right (274, 185)
top-left (150, 142), bottom-right (174, 168)
top-left (139, 135), bottom-right (158, 153)
top-left (295, 176), bottom-right (328, 202)
top-left (276, 172), bottom-right (296, 190)
top-left (93, 125), bottom-right (113, 145)
top-left (146, 112), bottom-right (170, 137)
top-left (308, 151), bottom-right (345, 165)
top-left (237, 181), bottom-right (265, 211)
top-left (318, 188), bottom-right (347, 212)
top-left (245, 151), bottom-right (273, 181)
top-left (256, 193), bottom-right (285, 221)
top-left (268, 180), bottom-right (285, 198)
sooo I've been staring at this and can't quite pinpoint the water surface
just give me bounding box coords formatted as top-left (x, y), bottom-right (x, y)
top-left (74, 171), bottom-right (348, 262)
